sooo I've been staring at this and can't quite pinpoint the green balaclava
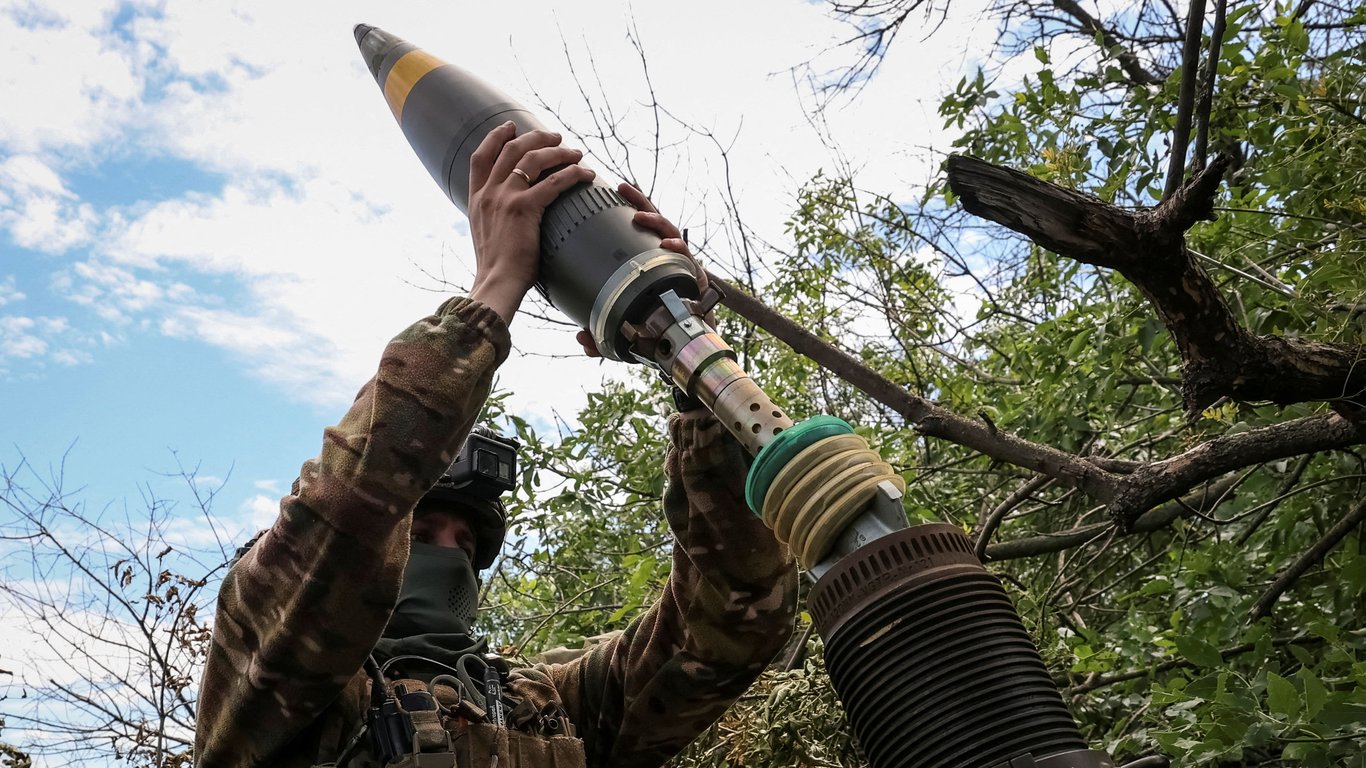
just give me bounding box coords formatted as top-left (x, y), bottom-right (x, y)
top-left (385, 541), bottom-right (480, 638)
top-left (373, 435), bottom-right (512, 671)
top-left (372, 537), bottom-right (488, 673)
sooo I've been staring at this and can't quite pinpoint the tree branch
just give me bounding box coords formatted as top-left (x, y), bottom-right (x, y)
top-left (1248, 494), bottom-right (1366, 621)
top-left (1113, 413), bottom-right (1366, 525)
top-left (985, 473), bottom-right (1241, 560)
top-left (975, 474), bottom-right (1054, 559)
top-left (1191, 0), bottom-right (1230, 168)
top-left (709, 272), bottom-right (1122, 500)
top-left (946, 154), bottom-right (1366, 418)
top-left (713, 264), bottom-right (1366, 530)
top-left (1164, 0), bottom-right (1210, 197)
top-left (1051, 0), bottom-right (1166, 86)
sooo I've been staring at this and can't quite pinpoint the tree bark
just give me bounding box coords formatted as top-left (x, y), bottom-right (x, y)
top-left (946, 154), bottom-right (1366, 419)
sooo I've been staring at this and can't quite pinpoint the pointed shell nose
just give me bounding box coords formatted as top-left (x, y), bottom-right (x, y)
top-left (353, 23), bottom-right (401, 79)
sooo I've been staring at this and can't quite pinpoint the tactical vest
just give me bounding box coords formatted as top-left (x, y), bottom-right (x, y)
top-left (317, 677), bottom-right (587, 768)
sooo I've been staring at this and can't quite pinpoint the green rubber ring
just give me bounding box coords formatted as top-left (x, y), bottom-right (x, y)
top-left (745, 415), bottom-right (855, 515)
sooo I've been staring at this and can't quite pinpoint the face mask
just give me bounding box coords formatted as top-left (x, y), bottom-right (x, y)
top-left (384, 541), bottom-right (480, 639)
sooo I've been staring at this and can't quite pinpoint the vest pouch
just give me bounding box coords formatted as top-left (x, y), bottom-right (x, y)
top-left (458, 723), bottom-right (586, 768)
top-left (386, 756), bottom-right (457, 768)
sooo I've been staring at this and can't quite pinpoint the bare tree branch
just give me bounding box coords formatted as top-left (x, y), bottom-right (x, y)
top-left (1164, 0), bottom-right (1209, 197)
top-left (1051, 0), bottom-right (1167, 86)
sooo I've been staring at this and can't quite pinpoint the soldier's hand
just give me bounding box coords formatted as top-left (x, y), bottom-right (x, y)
top-left (468, 122), bottom-right (594, 324)
top-left (575, 183), bottom-right (707, 358)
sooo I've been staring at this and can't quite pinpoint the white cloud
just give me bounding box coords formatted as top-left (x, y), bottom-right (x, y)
top-left (0, 315), bottom-right (48, 358)
top-left (0, 275), bottom-right (26, 305)
top-left (0, 155), bottom-right (99, 252)
top-left (237, 492), bottom-right (278, 533)
top-left (54, 259), bottom-right (181, 323)
top-left (49, 347), bottom-right (92, 365)
top-left (0, 314), bottom-right (70, 362)
top-left (0, 307), bottom-right (92, 374)
top-left (3, 0), bottom-right (1013, 415)
top-left (0, 0), bottom-right (143, 154)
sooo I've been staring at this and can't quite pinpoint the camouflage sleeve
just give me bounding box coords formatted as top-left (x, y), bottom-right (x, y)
top-left (194, 297), bottom-right (510, 768)
top-left (534, 411), bottom-right (799, 768)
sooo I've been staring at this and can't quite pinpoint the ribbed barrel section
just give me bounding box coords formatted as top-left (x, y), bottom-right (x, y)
top-left (810, 524), bottom-right (1108, 768)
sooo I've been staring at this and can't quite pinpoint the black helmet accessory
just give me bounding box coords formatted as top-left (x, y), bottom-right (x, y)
top-left (418, 427), bottom-right (518, 571)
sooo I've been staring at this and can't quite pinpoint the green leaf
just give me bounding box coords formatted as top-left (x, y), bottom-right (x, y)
top-left (1226, 3), bottom-right (1257, 23)
top-left (1137, 317), bottom-right (1158, 353)
top-left (1342, 555), bottom-right (1366, 594)
top-left (1140, 577), bottom-right (1172, 596)
top-left (1297, 667), bottom-right (1328, 719)
top-left (1065, 330), bottom-right (1092, 358)
top-left (1272, 83), bottom-right (1301, 100)
top-left (1290, 643), bottom-right (1316, 666)
top-left (1175, 635), bottom-right (1224, 668)
top-left (1266, 672), bottom-right (1301, 720)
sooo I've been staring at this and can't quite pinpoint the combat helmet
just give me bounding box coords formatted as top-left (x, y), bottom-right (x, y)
top-left (418, 426), bottom-right (518, 570)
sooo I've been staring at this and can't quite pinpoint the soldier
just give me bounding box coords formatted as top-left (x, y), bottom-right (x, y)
top-left (193, 123), bottom-right (799, 768)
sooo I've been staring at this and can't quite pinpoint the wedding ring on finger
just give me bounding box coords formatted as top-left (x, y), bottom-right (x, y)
top-left (510, 168), bottom-right (533, 186)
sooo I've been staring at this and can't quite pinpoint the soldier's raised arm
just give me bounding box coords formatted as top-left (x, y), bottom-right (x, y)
top-left (193, 126), bottom-right (593, 767)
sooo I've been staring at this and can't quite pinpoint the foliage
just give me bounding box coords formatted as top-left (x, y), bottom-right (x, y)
top-left (490, 3), bottom-right (1366, 768)
top-left (0, 455), bottom-right (228, 768)
top-left (923, 8), bottom-right (1366, 762)
top-left (675, 637), bottom-right (863, 768)
top-left (478, 380), bottom-right (676, 654)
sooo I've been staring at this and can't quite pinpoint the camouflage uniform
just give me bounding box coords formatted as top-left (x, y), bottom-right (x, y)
top-left (194, 297), bottom-right (798, 768)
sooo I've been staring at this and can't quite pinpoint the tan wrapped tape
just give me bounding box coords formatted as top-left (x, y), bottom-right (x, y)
top-left (761, 433), bottom-right (867, 528)
top-left (780, 447), bottom-right (883, 517)
top-left (798, 470), bottom-right (905, 568)
top-left (760, 429), bottom-right (905, 568)
top-left (778, 459), bottom-right (880, 546)
top-left (787, 461), bottom-right (891, 559)
top-left (771, 447), bottom-right (883, 540)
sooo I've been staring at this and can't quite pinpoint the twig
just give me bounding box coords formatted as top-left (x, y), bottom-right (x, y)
top-left (1234, 453), bottom-right (1314, 545)
top-left (1249, 495), bottom-right (1366, 621)
top-left (1191, 0), bottom-right (1230, 168)
top-left (975, 475), bottom-right (1054, 560)
top-left (1164, 0), bottom-right (1210, 198)
top-left (986, 474), bottom-right (1242, 560)
top-left (782, 623), bottom-right (817, 672)
top-left (1051, 0), bottom-right (1166, 86)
